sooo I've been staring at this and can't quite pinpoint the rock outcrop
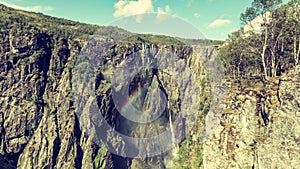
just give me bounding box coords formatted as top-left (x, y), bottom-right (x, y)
top-left (203, 66), bottom-right (300, 169)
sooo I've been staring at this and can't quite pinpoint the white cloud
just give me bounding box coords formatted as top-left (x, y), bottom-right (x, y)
top-left (0, 1), bottom-right (54, 12)
top-left (157, 5), bottom-right (171, 15)
top-left (113, 0), bottom-right (173, 23)
top-left (194, 12), bottom-right (200, 18)
top-left (165, 5), bottom-right (171, 13)
top-left (113, 0), bottom-right (154, 17)
top-left (209, 19), bottom-right (232, 28)
top-left (156, 5), bottom-right (172, 21)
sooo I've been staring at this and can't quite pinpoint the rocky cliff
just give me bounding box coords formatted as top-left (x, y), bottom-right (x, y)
top-left (203, 66), bottom-right (300, 169)
top-left (0, 4), bottom-right (299, 169)
top-left (0, 4), bottom-right (212, 168)
top-left (0, 4), bottom-right (124, 168)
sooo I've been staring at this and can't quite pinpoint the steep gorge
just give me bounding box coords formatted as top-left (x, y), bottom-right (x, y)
top-left (0, 4), bottom-right (299, 169)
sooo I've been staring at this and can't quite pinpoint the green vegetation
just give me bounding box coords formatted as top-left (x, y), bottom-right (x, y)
top-left (219, 0), bottom-right (299, 80)
top-left (119, 34), bottom-right (185, 46)
top-left (174, 134), bottom-right (204, 169)
top-left (173, 75), bottom-right (210, 168)
top-left (93, 148), bottom-right (107, 169)
top-left (1, 1), bottom-right (298, 168)
top-left (0, 4), bottom-right (131, 45)
top-left (0, 4), bottom-right (97, 39)
top-left (243, 166), bottom-right (253, 169)
top-left (211, 40), bottom-right (225, 46)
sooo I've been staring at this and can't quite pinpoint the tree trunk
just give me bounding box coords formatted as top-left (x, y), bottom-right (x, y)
top-left (294, 36), bottom-right (298, 65)
top-left (262, 29), bottom-right (268, 79)
top-left (271, 50), bottom-right (276, 77)
top-left (296, 37), bottom-right (300, 65)
top-left (270, 29), bottom-right (281, 77)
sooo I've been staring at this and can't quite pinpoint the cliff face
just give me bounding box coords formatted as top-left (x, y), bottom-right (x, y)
top-left (75, 40), bottom-right (215, 168)
top-left (0, 26), bottom-right (84, 168)
top-left (0, 5), bottom-right (109, 168)
top-left (0, 5), bottom-right (211, 168)
top-left (0, 4), bottom-right (299, 169)
top-left (0, 23), bottom-right (212, 168)
top-left (203, 66), bottom-right (300, 169)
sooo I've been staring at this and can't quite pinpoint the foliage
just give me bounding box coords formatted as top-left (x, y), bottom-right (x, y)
top-left (0, 4), bottom-right (130, 44)
top-left (119, 34), bottom-right (185, 46)
top-left (219, 0), bottom-right (299, 79)
top-left (93, 148), bottom-right (107, 169)
top-left (174, 134), bottom-right (204, 169)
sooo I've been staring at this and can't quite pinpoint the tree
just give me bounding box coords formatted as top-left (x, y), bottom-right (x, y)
top-left (219, 29), bottom-right (261, 78)
top-left (286, 0), bottom-right (300, 65)
top-left (267, 0), bottom-right (300, 74)
top-left (241, 0), bottom-right (282, 78)
top-left (220, 0), bottom-right (299, 79)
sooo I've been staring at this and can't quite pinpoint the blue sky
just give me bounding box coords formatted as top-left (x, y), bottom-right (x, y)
top-left (0, 0), bottom-right (288, 40)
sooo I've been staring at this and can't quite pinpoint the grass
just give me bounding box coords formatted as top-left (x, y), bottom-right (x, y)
top-left (175, 134), bottom-right (204, 169)
top-left (93, 148), bottom-right (107, 169)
